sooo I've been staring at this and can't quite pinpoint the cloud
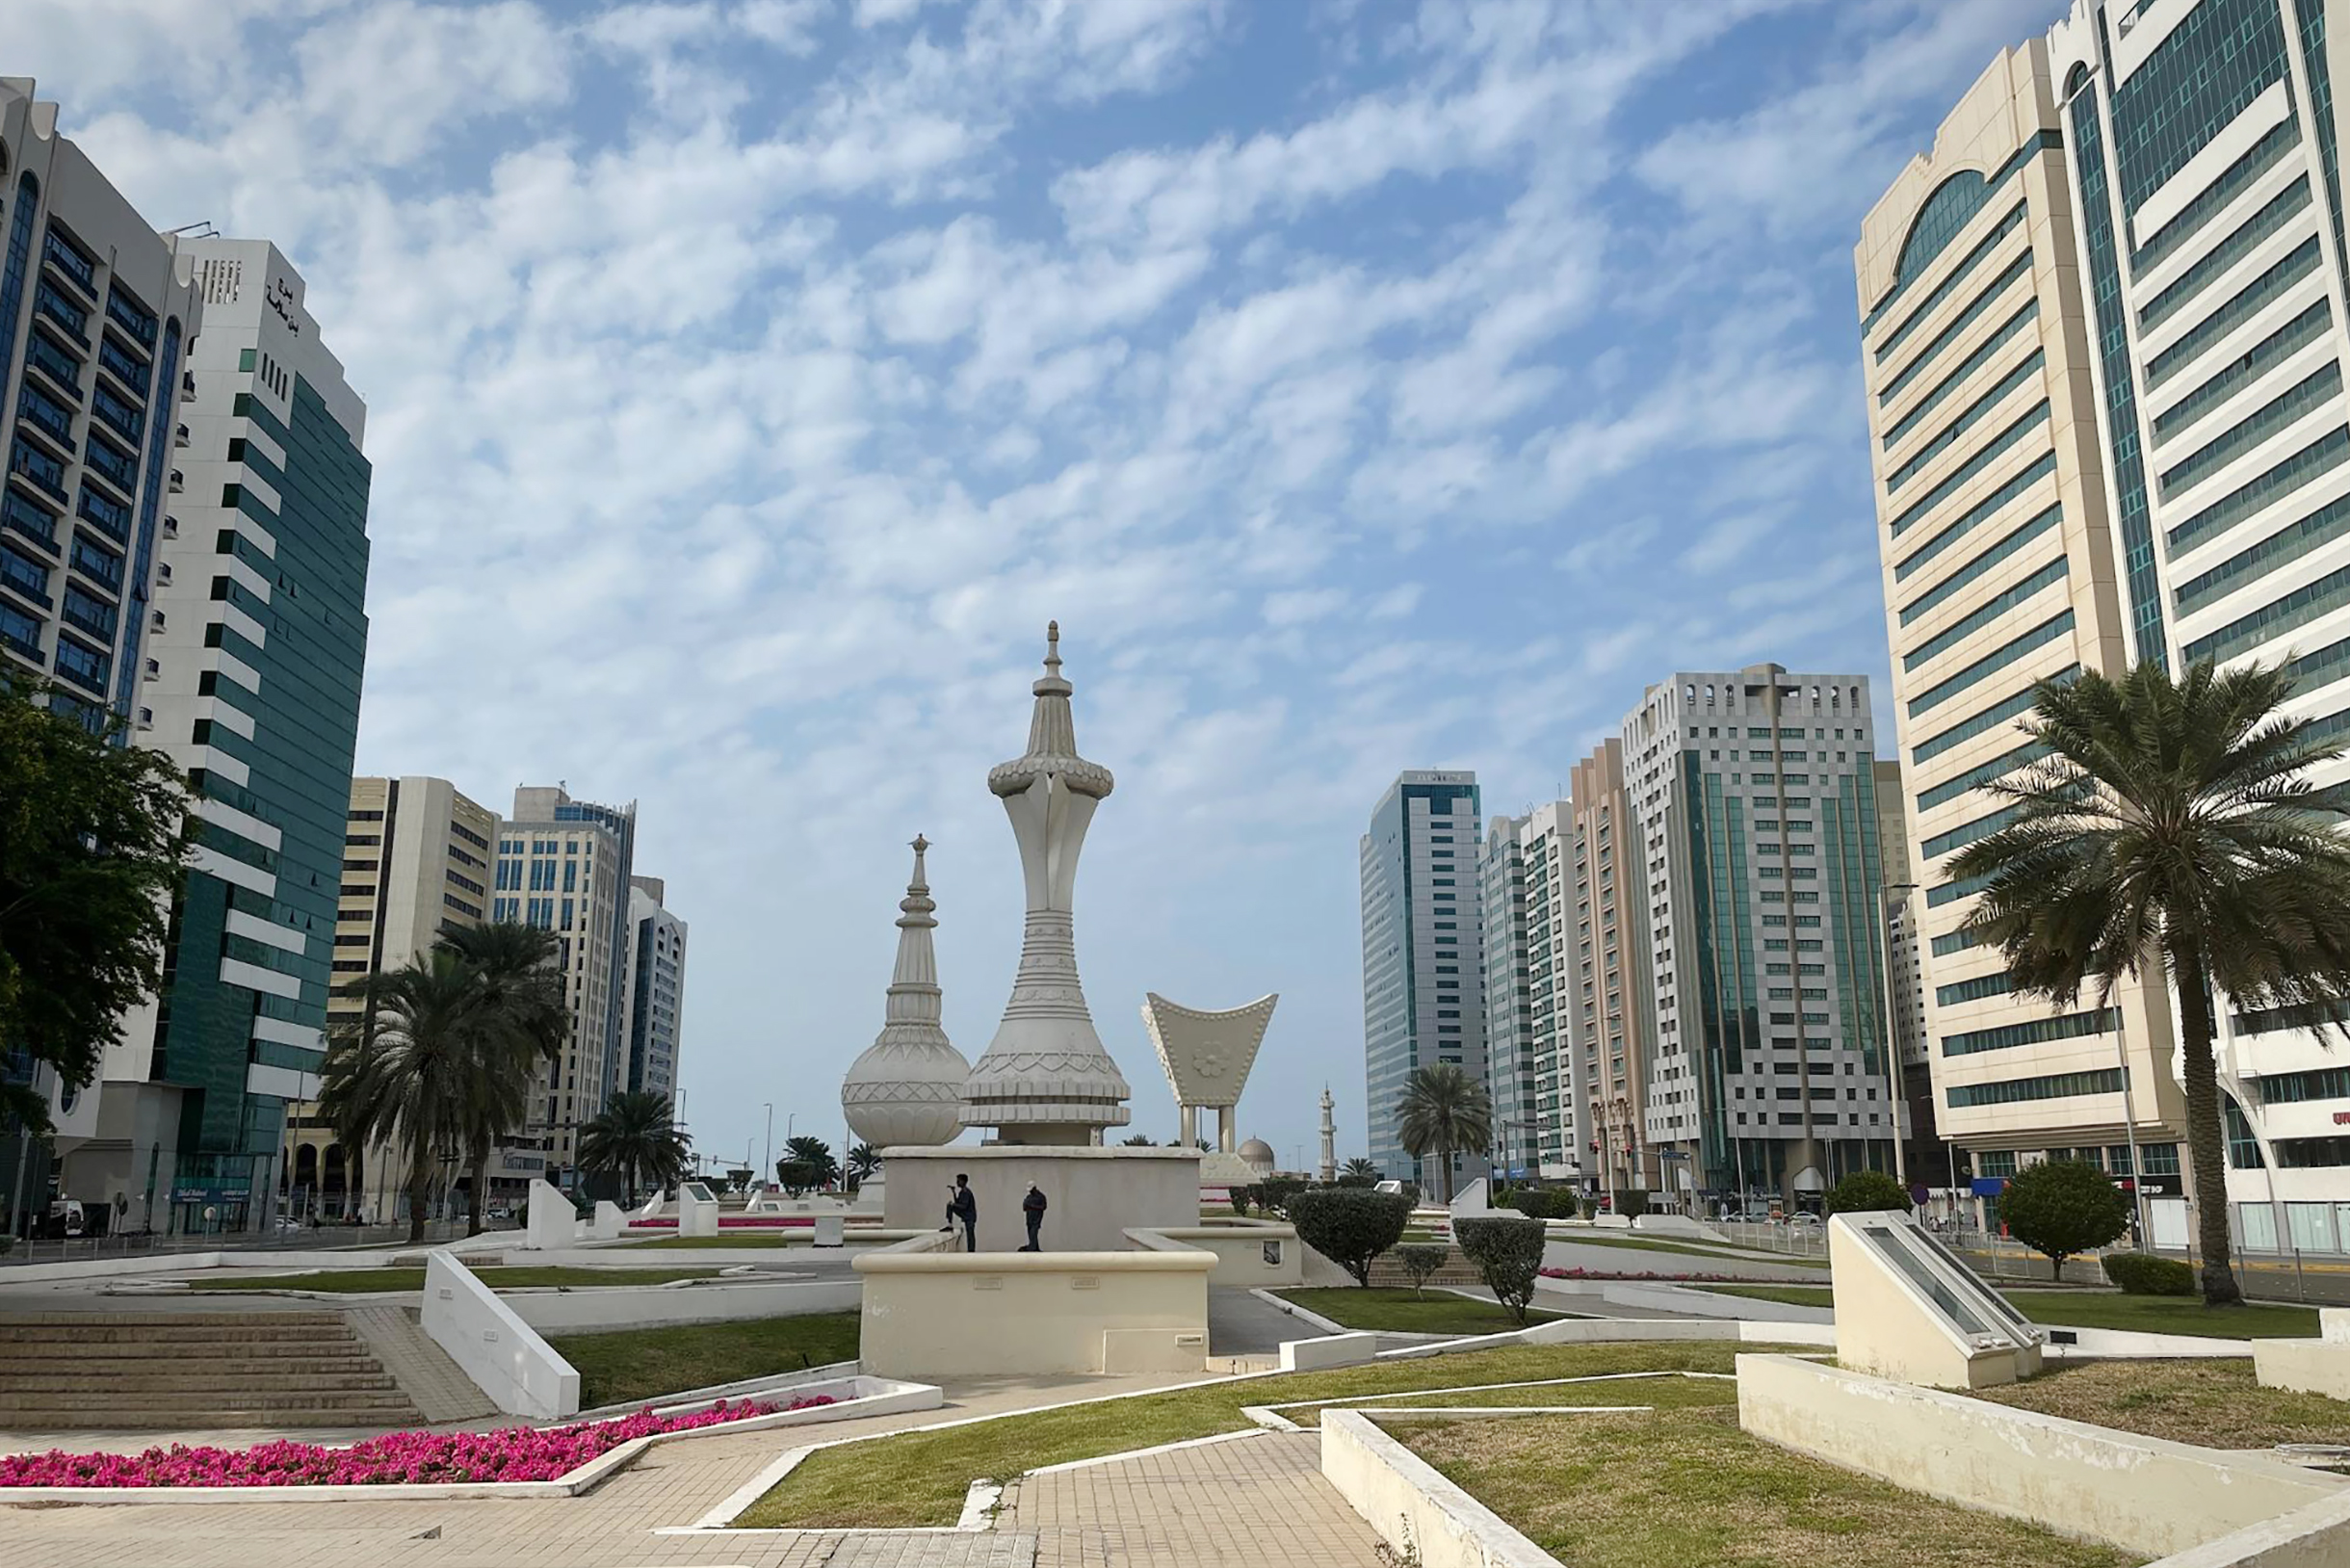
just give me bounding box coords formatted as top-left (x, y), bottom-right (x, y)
top-left (7, 0), bottom-right (1982, 1173)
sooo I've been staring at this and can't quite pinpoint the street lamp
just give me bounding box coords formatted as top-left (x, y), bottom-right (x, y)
top-left (762, 1103), bottom-right (773, 1185)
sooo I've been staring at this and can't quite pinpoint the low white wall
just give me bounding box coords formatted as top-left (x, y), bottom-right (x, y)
top-left (2148, 1490), bottom-right (2350, 1568)
top-left (1280, 1332), bottom-right (1379, 1372)
top-left (1320, 1410), bottom-right (1556, 1568)
top-left (523, 1180), bottom-right (578, 1251)
top-left (2253, 1339), bottom-right (2350, 1398)
top-left (420, 1251), bottom-right (580, 1420)
top-left (1129, 1223), bottom-right (1303, 1287)
top-left (1378, 1317), bottom-right (1835, 1360)
top-left (1736, 1353), bottom-right (2344, 1559)
top-left (1538, 1277), bottom-right (1830, 1323)
top-left (509, 1278), bottom-right (862, 1334)
top-left (1632, 1214), bottom-right (1727, 1243)
top-left (878, 1144), bottom-right (1202, 1252)
top-left (853, 1236), bottom-right (1214, 1378)
top-left (591, 1202), bottom-right (625, 1241)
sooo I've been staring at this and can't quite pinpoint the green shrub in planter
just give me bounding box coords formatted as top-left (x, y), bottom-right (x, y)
top-left (1392, 1242), bottom-right (1451, 1296)
top-left (1453, 1215), bottom-right (1546, 1324)
top-left (1255, 1175), bottom-right (1309, 1215)
top-left (2102, 1251), bottom-right (2194, 1296)
top-left (1504, 1189), bottom-right (1548, 1219)
top-left (1288, 1188), bottom-right (1412, 1287)
top-left (1613, 1189), bottom-right (1650, 1220)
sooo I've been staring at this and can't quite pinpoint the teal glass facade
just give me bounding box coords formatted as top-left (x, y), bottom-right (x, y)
top-left (155, 372), bottom-right (370, 1210)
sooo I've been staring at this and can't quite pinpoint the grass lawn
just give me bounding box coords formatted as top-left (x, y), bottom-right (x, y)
top-left (1976, 1358), bottom-right (2350, 1449)
top-left (740, 1341), bottom-right (1807, 1529)
top-left (186, 1266), bottom-right (724, 1294)
top-left (1395, 1407), bottom-right (2134, 1568)
top-left (1277, 1370), bottom-right (1736, 1425)
top-left (1274, 1287), bottom-right (1581, 1335)
top-left (1559, 1233), bottom-right (1828, 1270)
top-left (550, 1312), bottom-right (862, 1409)
top-left (1689, 1284), bottom-right (2320, 1339)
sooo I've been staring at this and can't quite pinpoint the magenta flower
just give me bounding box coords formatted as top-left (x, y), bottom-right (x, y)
top-left (0, 1395), bottom-right (837, 1488)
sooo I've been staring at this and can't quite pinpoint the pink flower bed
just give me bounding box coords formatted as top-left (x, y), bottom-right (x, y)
top-left (1539, 1266), bottom-right (1751, 1284)
top-left (0, 1395), bottom-right (836, 1489)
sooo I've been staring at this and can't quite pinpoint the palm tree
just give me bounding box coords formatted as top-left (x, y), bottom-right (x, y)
top-left (782, 1134), bottom-right (841, 1190)
top-left (846, 1142), bottom-right (879, 1190)
top-left (577, 1090), bottom-right (692, 1205)
top-left (435, 923), bottom-right (568, 1235)
top-left (1342, 1157), bottom-right (1381, 1182)
top-left (320, 952), bottom-right (479, 1243)
top-left (1395, 1062), bottom-right (1493, 1205)
top-left (1951, 659), bottom-right (2350, 1307)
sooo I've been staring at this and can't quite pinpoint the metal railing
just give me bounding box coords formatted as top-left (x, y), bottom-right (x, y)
top-left (0, 1218), bottom-right (487, 1267)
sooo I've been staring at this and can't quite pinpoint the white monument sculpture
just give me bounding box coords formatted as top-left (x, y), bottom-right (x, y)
top-left (959, 624), bottom-right (1133, 1143)
top-left (1140, 991), bottom-right (1277, 1188)
top-left (841, 835), bottom-right (970, 1148)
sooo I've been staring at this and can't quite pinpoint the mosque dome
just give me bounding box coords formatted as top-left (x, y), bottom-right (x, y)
top-left (842, 837), bottom-right (969, 1149)
top-left (1240, 1137), bottom-right (1277, 1177)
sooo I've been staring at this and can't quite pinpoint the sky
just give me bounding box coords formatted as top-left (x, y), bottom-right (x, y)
top-left (13, 0), bottom-right (2073, 1175)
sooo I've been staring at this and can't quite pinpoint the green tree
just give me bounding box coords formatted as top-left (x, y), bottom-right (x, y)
top-left (320, 952), bottom-right (478, 1242)
top-left (1340, 1157), bottom-right (1381, 1186)
top-left (0, 675), bottom-right (190, 1133)
top-left (1998, 1159), bottom-right (2131, 1281)
top-left (1825, 1170), bottom-right (1912, 1216)
top-left (1288, 1188), bottom-right (1411, 1287)
top-left (434, 923), bottom-right (568, 1235)
top-left (578, 1090), bottom-right (692, 1206)
top-left (1120, 1134), bottom-right (1156, 1146)
top-left (1392, 1242), bottom-right (1449, 1297)
top-left (1950, 659), bottom-right (2350, 1306)
top-left (783, 1135), bottom-right (840, 1189)
top-left (1395, 1063), bottom-right (1492, 1205)
top-left (1454, 1215), bottom-right (1545, 1324)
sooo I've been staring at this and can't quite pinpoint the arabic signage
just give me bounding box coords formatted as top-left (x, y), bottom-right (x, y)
top-left (266, 276), bottom-right (300, 335)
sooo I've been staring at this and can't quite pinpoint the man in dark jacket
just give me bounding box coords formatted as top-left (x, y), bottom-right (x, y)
top-left (1021, 1183), bottom-right (1047, 1251)
top-left (950, 1173), bottom-right (978, 1251)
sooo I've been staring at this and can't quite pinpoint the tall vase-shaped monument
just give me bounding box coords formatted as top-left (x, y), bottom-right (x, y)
top-left (960, 623), bottom-right (1132, 1143)
top-left (841, 836), bottom-right (970, 1148)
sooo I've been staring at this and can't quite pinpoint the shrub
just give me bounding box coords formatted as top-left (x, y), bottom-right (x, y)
top-left (1288, 1188), bottom-right (1412, 1287)
top-left (1454, 1215), bottom-right (1546, 1324)
top-left (2103, 1251), bottom-right (2194, 1296)
top-left (2000, 1159), bottom-right (2131, 1279)
top-left (1825, 1170), bottom-right (1912, 1216)
top-left (1397, 1181), bottom-right (1423, 1209)
top-left (1612, 1189), bottom-right (1650, 1219)
top-left (1256, 1175), bottom-right (1309, 1215)
top-left (1391, 1242), bottom-right (1450, 1296)
top-left (1228, 1186), bottom-right (1253, 1217)
top-left (1549, 1190), bottom-right (1583, 1220)
top-left (1334, 1172), bottom-right (1376, 1189)
top-left (1579, 1197), bottom-right (1600, 1220)
top-left (1503, 1189), bottom-right (1548, 1219)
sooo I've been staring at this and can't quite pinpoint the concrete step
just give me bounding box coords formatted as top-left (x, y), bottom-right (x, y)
top-left (0, 1352), bottom-right (387, 1376)
top-left (0, 1388), bottom-right (418, 1416)
top-left (0, 1322), bottom-right (356, 1346)
top-left (0, 1333), bottom-right (361, 1359)
top-left (3, 1369), bottom-right (402, 1394)
top-left (0, 1403), bottom-right (421, 1430)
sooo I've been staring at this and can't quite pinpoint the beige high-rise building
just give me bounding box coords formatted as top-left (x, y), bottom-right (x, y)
top-left (284, 776), bottom-right (503, 1219)
top-left (1872, 759), bottom-right (1936, 1183)
top-left (1858, 40), bottom-right (2183, 1215)
top-left (1567, 741), bottom-right (1656, 1197)
top-left (494, 786), bottom-right (636, 1176)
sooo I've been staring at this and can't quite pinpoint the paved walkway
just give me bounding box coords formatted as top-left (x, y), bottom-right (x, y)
top-left (1003, 1429), bottom-right (1377, 1567)
top-left (0, 1371), bottom-right (1267, 1568)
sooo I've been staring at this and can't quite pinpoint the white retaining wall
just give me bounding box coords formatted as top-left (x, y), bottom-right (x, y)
top-left (1320, 1410), bottom-right (1556, 1568)
top-left (506, 1278), bottom-right (861, 1334)
top-left (1736, 1353), bottom-right (2345, 1559)
top-left (421, 1251), bottom-right (580, 1420)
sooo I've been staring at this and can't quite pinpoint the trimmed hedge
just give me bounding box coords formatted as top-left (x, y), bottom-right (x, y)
top-left (1288, 1188), bottom-right (1412, 1287)
top-left (1391, 1242), bottom-right (1451, 1295)
top-left (2102, 1251), bottom-right (2194, 1296)
top-left (1454, 1215), bottom-right (1546, 1324)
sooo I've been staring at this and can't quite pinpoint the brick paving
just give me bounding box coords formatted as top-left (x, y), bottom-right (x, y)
top-left (0, 1371), bottom-right (1310, 1568)
top-left (1001, 1430), bottom-right (1378, 1567)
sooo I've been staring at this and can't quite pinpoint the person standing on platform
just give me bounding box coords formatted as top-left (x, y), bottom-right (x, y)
top-left (1021, 1183), bottom-right (1047, 1251)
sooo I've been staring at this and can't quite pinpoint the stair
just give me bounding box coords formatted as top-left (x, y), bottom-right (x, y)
top-left (0, 1313), bottom-right (425, 1430)
top-left (1369, 1248), bottom-right (1486, 1288)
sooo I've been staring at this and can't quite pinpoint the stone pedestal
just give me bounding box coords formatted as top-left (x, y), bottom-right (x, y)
top-left (880, 1144), bottom-right (1201, 1252)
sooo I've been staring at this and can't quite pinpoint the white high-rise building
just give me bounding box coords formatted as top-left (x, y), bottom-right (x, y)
top-left (1479, 814), bottom-right (1536, 1181)
top-left (1620, 668), bottom-right (1900, 1209)
top-left (622, 875), bottom-right (687, 1104)
top-left (1359, 771), bottom-right (1490, 1190)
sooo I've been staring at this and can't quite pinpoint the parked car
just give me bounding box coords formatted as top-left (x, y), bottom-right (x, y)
top-left (1787, 1212), bottom-right (1823, 1229)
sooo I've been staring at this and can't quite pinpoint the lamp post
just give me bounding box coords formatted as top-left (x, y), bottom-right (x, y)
top-left (762, 1103), bottom-right (772, 1185)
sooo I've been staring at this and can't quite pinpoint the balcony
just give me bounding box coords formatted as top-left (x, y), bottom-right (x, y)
top-left (169, 469), bottom-right (184, 493)
top-left (162, 514), bottom-right (178, 537)
top-left (40, 230), bottom-right (97, 301)
top-left (174, 422), bottom-right (190, 448)
top-left (33, 283), bottom-right (90, 347)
